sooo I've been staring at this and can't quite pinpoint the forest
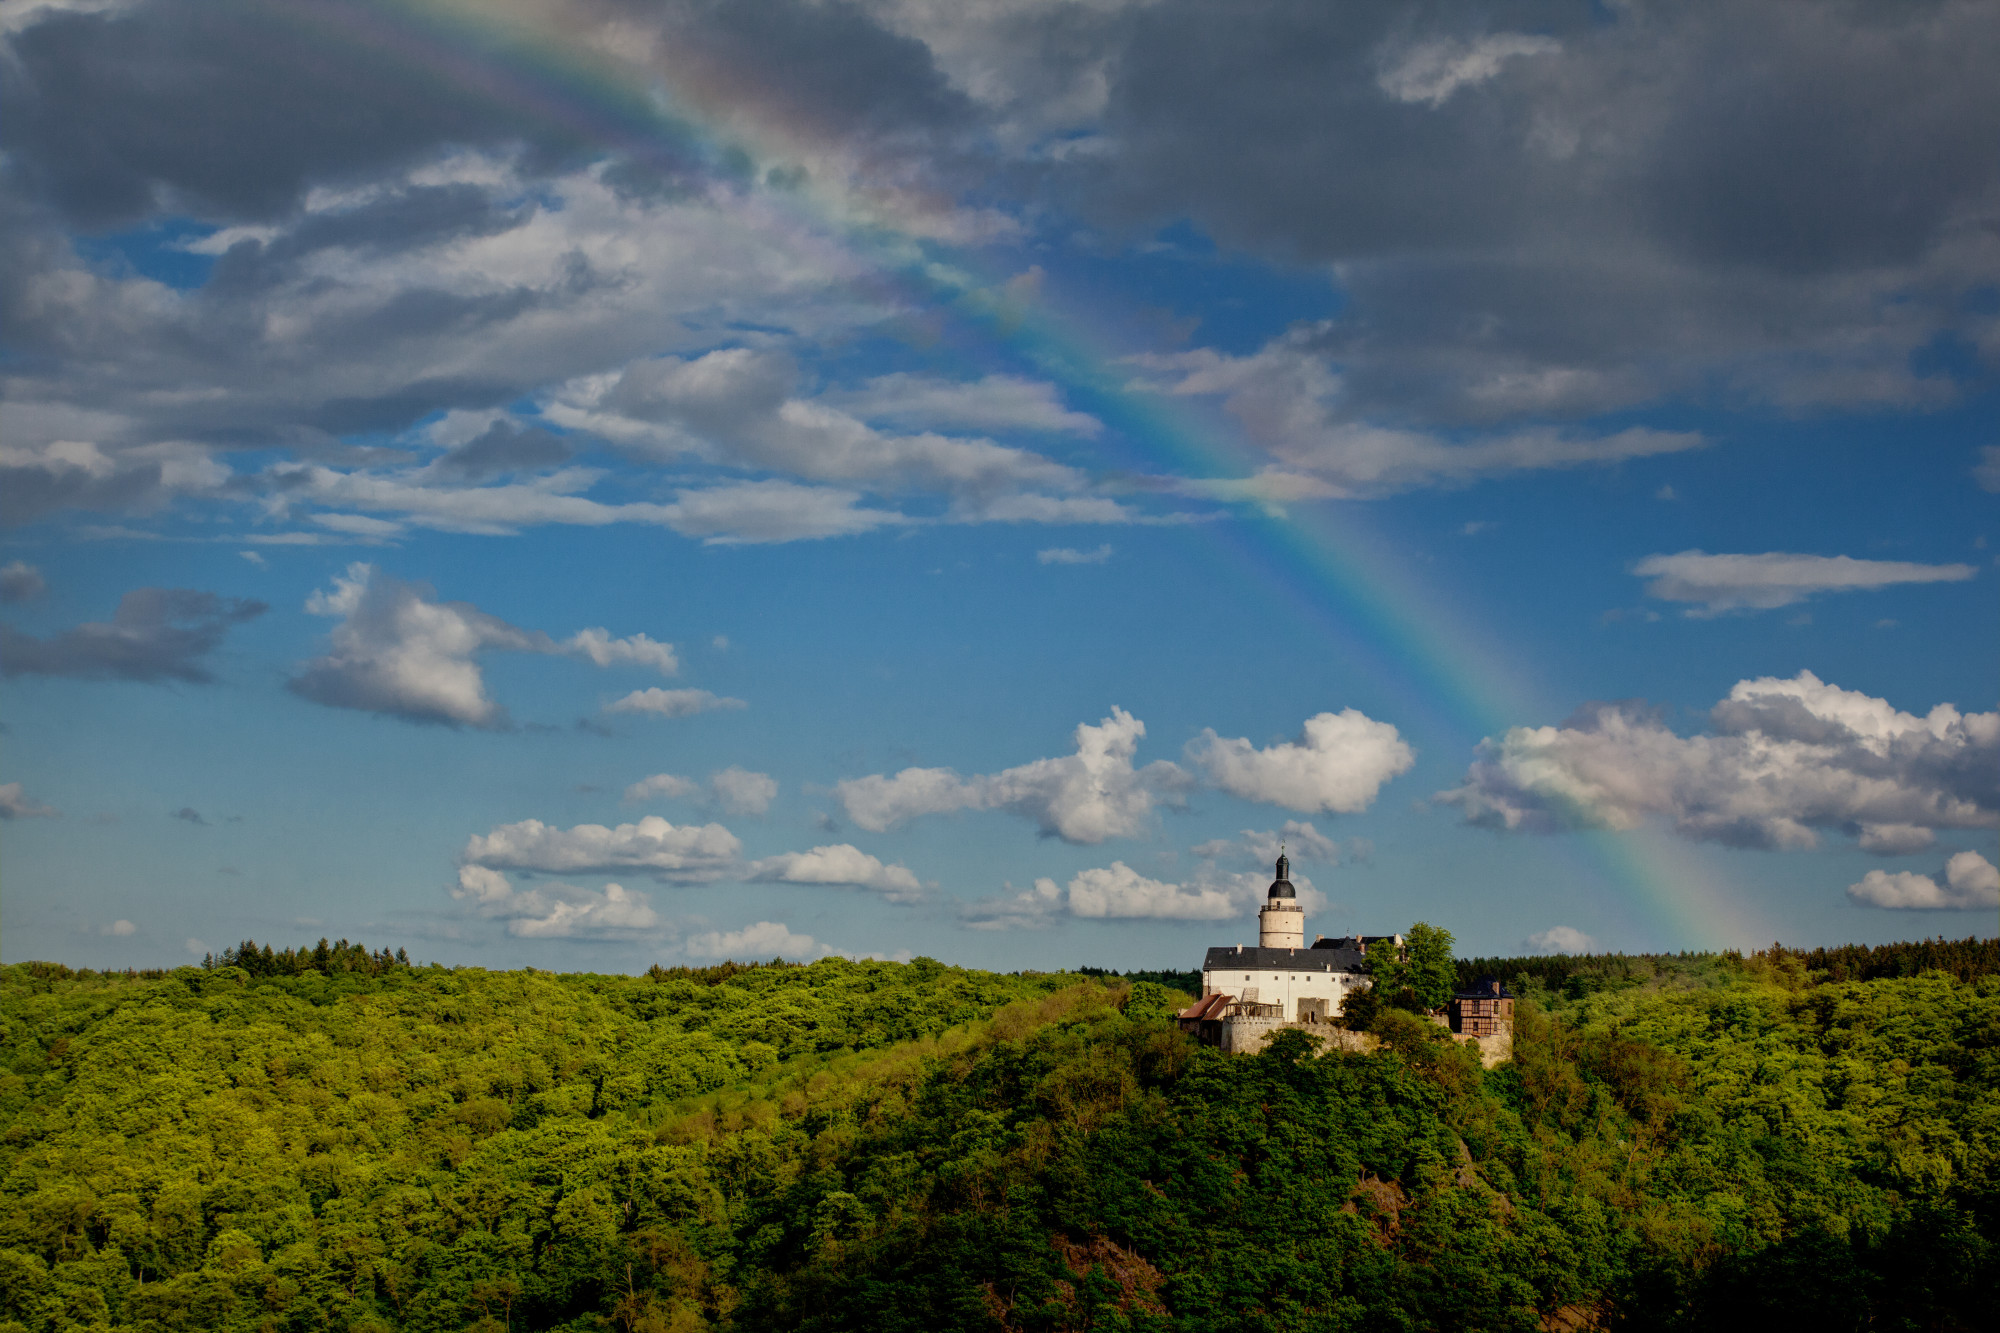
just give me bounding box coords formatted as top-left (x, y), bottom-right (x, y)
top-left (0, 937), bottom-right (1994, 1332)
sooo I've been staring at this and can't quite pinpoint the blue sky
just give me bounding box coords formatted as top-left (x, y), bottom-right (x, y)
top-left (3, 0), bottom-right (1995, 972)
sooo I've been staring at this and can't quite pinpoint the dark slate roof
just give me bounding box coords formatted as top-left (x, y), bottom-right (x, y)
top-left (1203, 944), bottom-right (1366, 973)
top-left (1453, 976), bottom-right (1515, 999)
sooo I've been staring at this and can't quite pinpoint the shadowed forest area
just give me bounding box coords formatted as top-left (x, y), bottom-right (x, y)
top-left (0, 940), bottom-right (1994, 1331)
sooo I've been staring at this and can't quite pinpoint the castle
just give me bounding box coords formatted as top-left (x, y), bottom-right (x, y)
top-left (1175, 853), bottom-right (1514, 1066)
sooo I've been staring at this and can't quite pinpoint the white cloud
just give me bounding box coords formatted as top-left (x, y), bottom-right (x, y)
top-left (102, 919), bottom-right (136, 937)
top-left (1037, 543), bottom-right (1112, 565)
top-left (747, 844), bottom-right (925, 902)
top-left (1193, 820), bottom-right (1341, 866)
top-left (275, 464), bottom-right (911, 546)
top-left (709, 766), bottom-right (777, 815)
top-left (1376, 33), bottom-right (1562, 108)
top-left (1847, 851), bottom-right (2000, 910)
top-left (1633, 550), bottom-right (1976, 615)
top-left (1439, 672), bottom-right (1999, 850)
top-left (833, 707), bottom-right (1187, 843)
top-left (623, 767), bottom-right (773, 813)
top-left (1186, 709), bottom-right (1415, 814)
top-left (825, 372), bottom-right (1101, 436)
top-left (1064, 862), bottom-right (1240, 920)
top-left (290, 563), bottom-right (681, 727)
top-left (1857, 822), bottom-right (1936, 855)
top-left (1524, 925), bottom-right (1596, 955)
top-left (553, 346), bottom-right (1092, 505)
top-left (562, 627), bottom-right (678, 673)
top-left (460, 815), bottom-right (742, 880)
top-left (960, 878), bottom-right (1066, 931)
top-left (605, 687), bottom-right (747, 719)
top-left (0, 782), bottom-right (57, 819)
top-left (1128, 339), bottom-right (1704, 496)
top-left (624, 772), bottom-right (700, 803)
top-left (683, 919), bottom-right (831, 961)
top-left (451, 864), bottom-right (661, 937)
top-left (963, 855), bottom-right (1307, 929)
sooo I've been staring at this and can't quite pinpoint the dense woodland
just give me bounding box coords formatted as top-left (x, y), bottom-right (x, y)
top-left (0, 939), bottom-right (1994, 1332)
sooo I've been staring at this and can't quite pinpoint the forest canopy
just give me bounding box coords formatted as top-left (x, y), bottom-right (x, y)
top-left (0, 938), bottom-right (1994, 1332)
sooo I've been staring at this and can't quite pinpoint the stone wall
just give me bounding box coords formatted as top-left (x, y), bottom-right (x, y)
top-left (1217, 1014), bottom-right (1511, 1066)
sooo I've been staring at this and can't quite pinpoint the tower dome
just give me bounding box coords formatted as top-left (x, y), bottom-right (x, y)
top-left (1257, 847), bottom-right (1304, 949)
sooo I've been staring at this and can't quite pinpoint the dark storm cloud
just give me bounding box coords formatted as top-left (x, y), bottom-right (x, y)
top-left (0, 0), bottom-right (971, 231)
top-left (1071, 0), bottom-right (2000, 422)
top-left (3, 0), bottom-right (1994, 534)
top-left (1, 588), bottom-right (268, 683)
top-left (1089, 0), bottom-right (2000, 275)
top-left (0, 1), bottom-right (591, 228)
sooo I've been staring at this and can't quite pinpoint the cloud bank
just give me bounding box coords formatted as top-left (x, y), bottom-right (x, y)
top-left (1439, 672), bottom-right (1998, 851)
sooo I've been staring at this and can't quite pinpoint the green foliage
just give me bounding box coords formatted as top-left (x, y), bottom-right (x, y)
top-left (0, 946), bottom-right (1994, 1332)
top-left (1403, 921), bottom-right (1457, 1012)
top-left (1364, 921), bottom-right (1456, 1013)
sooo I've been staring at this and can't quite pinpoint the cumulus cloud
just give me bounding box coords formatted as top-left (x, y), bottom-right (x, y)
top-left (709, 766), bottom-right (777, 815)
top-left (1634, 550), bottom-right (1976, 615)
top-left (0, 562), bottom-right (47, 602)
top-left (289, 563), bottom-right (678, 727)
top-left (102, 919), bottom-right (136, 937)
top-left (624, 772), bottom-right (700, 803)
top-left (1193, 820), bottom-right (1341, 866)
top-left (452, 864), bottom-right (661, 938)
top-left (1439, 672), bottom-right (1999, 850)
top-left (1037, 544), bottom-right (1112, 565)
top-left (834, 707), bottom-right (1188, 843)
top-left (1847, 851), bottom-right (2000, 911)
top-left (605, 688), bottom-right (747, 719)
top-left (1186, 709), bottom-right (1414, 814)
top-left (0, 782), bottom-right (57, 819)
top-left (747, 844), bottom-right (925, 903)
top-left (460, 815), bottom-right (742, 881)
top-left (683, 920), bottom-right (830, 961)
top-left (2, 586), bottom-right (267, 683)
top-left (963, 854), bottom-right (1310, 930)
top-left (1524, 925), bottom-right (1596, 955)
top-left (623, 767), bottom-right (772, 812)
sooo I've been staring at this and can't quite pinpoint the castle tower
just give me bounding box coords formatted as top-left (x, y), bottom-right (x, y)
top-left (1257, 851), bottom-right (1304, 949)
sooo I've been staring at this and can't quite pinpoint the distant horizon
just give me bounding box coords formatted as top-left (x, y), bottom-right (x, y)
top-left (12, 930), bottom-right (1996, 979)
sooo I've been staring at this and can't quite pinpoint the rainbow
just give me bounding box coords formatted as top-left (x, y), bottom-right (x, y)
top-left (276, 0), bottom-right (1773, 949)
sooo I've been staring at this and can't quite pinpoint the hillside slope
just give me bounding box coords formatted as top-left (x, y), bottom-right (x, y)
top-left (0, 952), bottom-right (1993, 1331)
